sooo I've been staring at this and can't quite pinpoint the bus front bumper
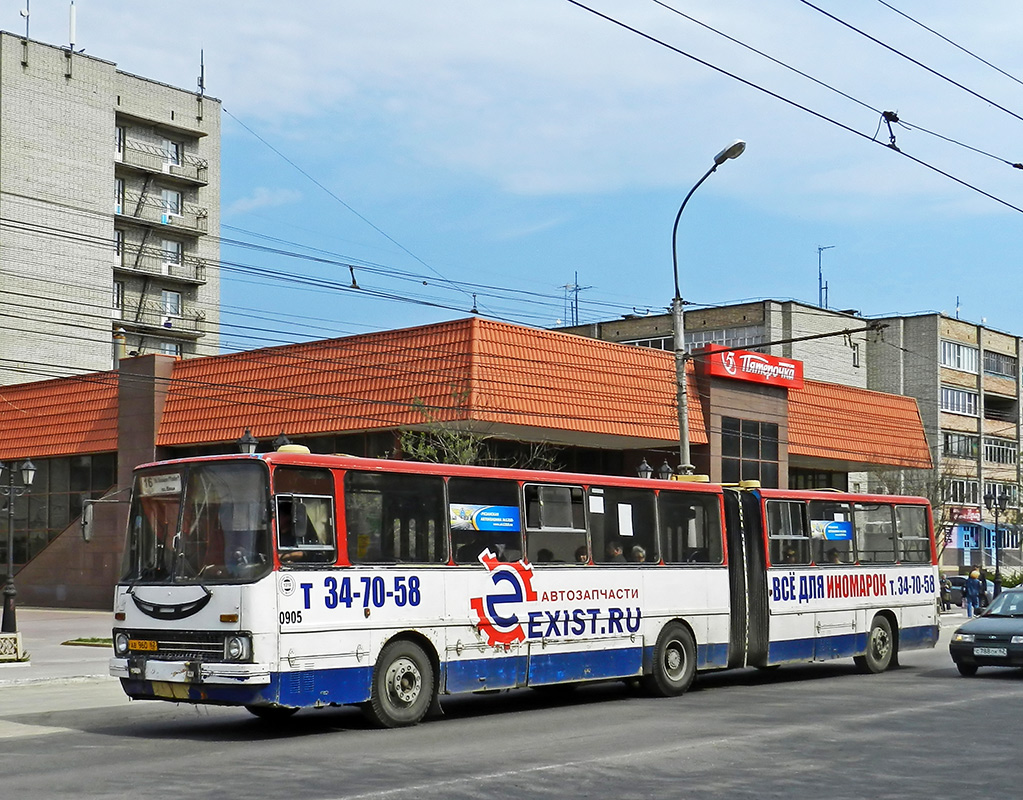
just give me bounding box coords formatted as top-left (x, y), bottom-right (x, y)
top-left (110, 657), bottom-right (272, 685)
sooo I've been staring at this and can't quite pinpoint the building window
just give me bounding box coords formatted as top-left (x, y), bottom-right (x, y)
top-left (721, 417), bottom-right (780, 488)
top-left (115, 126), bottom-right (126, 160)
top-left (161, 189), bottom-right (182, 217)
top-left (158, 341), bottom-right (181, 356)
top-left (162, 239), bottom-right (183, 274)
top-left (983, 482), bottom-right (1018, 508)
top-left (943, 431), bottom-right (979, 460)
top-left (114, 229), bottom-right (125, 265)
top-left (160, 290), bottom-right (181, 320)
top-left (115, 178), bottom-right (125, 214)
top-left (940, 340), bottom-right (979, 373)
top-left (948, 479), bottom-right (980, 506)
top-left (687, 325), bottom-right (766, 351)
top-left (983, 351), bottom-right (1017, 379)
top-left (984, 437), bottom-right (1017, 465)
top-left (162, 138), bottom-right (182, 167)
top-left (940, 386), bottom-right (978, 416)
top-left (112, 281), bottom-right (124, 319)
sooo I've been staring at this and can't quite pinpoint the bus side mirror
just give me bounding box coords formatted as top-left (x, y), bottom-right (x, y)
top-left (82, 501), bottom-right (94, 542)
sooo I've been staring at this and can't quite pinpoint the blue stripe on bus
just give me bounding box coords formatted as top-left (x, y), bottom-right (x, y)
top-left (119, 624), bottom-right (939, 708)
top-left (766, 624), bottom-right (939, 665)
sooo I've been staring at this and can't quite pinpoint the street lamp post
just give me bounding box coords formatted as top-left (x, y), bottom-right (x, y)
top-left (1, 459), bottom-right (36, 635)
top-left (672, 140), bottom-right (746, 475)
top-left (984, 490), bottom-right (1009, 598)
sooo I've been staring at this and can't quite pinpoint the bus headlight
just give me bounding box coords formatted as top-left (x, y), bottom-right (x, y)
top-left (113, 632), bottom-right (130, 657)
top-left (224, 634), bottom-right (251, 661)
top-left (952, 633), bottom-right (974, 643)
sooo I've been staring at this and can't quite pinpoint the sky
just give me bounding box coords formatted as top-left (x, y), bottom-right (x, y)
top-left (12, 1), bottom-right (1023, 353)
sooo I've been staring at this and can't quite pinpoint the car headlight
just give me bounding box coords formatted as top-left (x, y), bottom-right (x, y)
top-left (1012, 636), bottom-right (1023, 645)
top-left (224, 634), bottom-right (252, 661)
top-left (113, 631), bottom-right (130, 657)
top-left (952, 633), bottom-right (975, 643)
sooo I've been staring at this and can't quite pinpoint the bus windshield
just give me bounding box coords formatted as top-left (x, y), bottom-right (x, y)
top-left (121, 460), bottom-right (271, 584)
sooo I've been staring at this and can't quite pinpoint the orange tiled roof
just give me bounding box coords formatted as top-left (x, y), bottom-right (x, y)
top-left (157, 318), bottom-right (696, 447)
top-left (0, 372), bottom-right (118, 460)
top-left (0, 318), bottom-right (931, 471)
top-left (789, 379), bottom-right (931, 469)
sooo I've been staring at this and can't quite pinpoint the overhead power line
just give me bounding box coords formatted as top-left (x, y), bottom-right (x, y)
top-left (564, 0), bottom-right (1023, 215)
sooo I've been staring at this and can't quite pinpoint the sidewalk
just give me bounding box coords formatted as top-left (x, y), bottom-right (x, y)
top-left (0, 607), bottom-right (114, 686)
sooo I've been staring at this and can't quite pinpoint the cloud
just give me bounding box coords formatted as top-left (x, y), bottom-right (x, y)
top-left (225, 187), bottom-right (302, 216)
top-left (20, 1), bottom-right (1023, 220)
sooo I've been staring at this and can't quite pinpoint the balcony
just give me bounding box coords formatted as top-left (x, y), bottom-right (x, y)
top-left (117, 191), bottom-right (208, 235)
top-left (116, 245), bottom-right (207, 285)
top-left (119, 301), bottom-right (205, 338)
top-left (119, 140), bottom-right (208, 185)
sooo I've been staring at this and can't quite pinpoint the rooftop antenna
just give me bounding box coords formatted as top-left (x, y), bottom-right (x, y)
top-left (20, 1), bottom-right (29, 39)
top-left (195, 49), bottom-right (205, 121)
top-left (817, 245), bottom-right (834, 308)
top-left (955, 295), bottom-right (961, 320)
top-left (69, 0), bottom-right (76, 50)
top-left (560, 271), bottom-right (592, 326)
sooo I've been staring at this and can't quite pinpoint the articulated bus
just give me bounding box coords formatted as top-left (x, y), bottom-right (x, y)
top-left (110, 449), bottom-right (939, 727)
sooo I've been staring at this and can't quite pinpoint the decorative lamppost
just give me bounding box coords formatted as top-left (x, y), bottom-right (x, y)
top-left (984, 490), bottom-right (1008, 598)
top-left (1, 459), bottom-right (37, 635)
top-left (237, 428), bottom-right (259, 455)
top-left (637, 459), bottom-right (654, 479)
top-left (672, 140), bottom-right (746, 474)
top-left (273, 432), bottom-right (292, 450)
top-left (658, 459), bottom-right (674, 480)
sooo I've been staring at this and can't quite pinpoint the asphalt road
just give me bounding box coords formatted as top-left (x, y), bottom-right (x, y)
top-left (0, 619), bottom-right (1015, 800)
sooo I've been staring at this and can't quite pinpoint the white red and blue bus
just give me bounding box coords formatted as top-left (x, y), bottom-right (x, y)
top-left (109, 449), bottom-right (938, 727)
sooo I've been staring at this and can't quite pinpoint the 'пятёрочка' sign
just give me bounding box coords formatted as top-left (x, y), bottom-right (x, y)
top-left (701, 344), bottom-right (804, 389)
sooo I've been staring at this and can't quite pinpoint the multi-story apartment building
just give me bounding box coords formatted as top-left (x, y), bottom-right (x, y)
top-left (0, 32), bottom-right (220, 386)
top-left (868, 313), bottom-right (1021, 569)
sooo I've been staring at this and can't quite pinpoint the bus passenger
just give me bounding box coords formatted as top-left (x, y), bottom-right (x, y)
top-left (825, 547), bottom-right (842, 564)
top-left (606, 541), bottom-right (626, 563)
top-left (575, 545), bottom-right (589, 564)
top-left (630, 545), bottom-right (646, 563)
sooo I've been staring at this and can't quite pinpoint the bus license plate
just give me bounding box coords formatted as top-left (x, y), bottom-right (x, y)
top-left (975, 646), bottom-right (1006, 657)
top-left (129, 639), bottom-right (158, 652)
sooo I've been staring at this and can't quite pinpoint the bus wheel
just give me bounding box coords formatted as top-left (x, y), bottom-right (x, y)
top-left (644, 623), bottom-right (696, 697)
top-left (854, 616), bottom-right (895, 674)
top-left (366, 639), bottom-right (435, 728)
top-left (245, 705), bottom-right (298, 721)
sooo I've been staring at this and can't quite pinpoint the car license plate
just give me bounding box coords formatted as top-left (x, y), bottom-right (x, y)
top-left (975, 646), bottom-right (1007, 657)
top-left (128, 639), bottom-right (158, 652)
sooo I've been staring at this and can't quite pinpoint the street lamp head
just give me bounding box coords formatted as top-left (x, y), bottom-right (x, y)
top-left (20, 459), bottom-right (35, 487)
top-left (658, 459), bottom-right (674, 480)
top-left (713, 139), bottom-right (746, 166)
top-left (237, 428), bottom-right (259, 456)
top-left (636, 458), bottom-right (654, 480)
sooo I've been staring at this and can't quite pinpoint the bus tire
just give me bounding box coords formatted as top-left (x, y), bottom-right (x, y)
top-left (854, 615), bottom-right (895, 674)
top-left (644, 622), bottom-right (696, 697)
top-left (245, 705), bottom-right (298, 721)
top-left (366, 639), bottom-right (435, 728)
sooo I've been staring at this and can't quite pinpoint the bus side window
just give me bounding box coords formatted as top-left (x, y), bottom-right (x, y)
top-left (523, 484), bottom-right (586, 564)
top-left (274, 467), bottom-right (337, 565)
top-left (766, 500), bottom-right (810, 565)
top-left (658, 492), bottom-right (722, 564)
top-left (807, 500), bottom-right (854, 564)
top-left (449, 477), bottom-right (522, 564)
top-left (895, 505), bottom-right (932, 563)
top-left (344, 471), bottom-right (447, 564)
top-left (853, 503), bottom-right (896, 563)
top-left (591, 486), bottom-right (656, 564)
